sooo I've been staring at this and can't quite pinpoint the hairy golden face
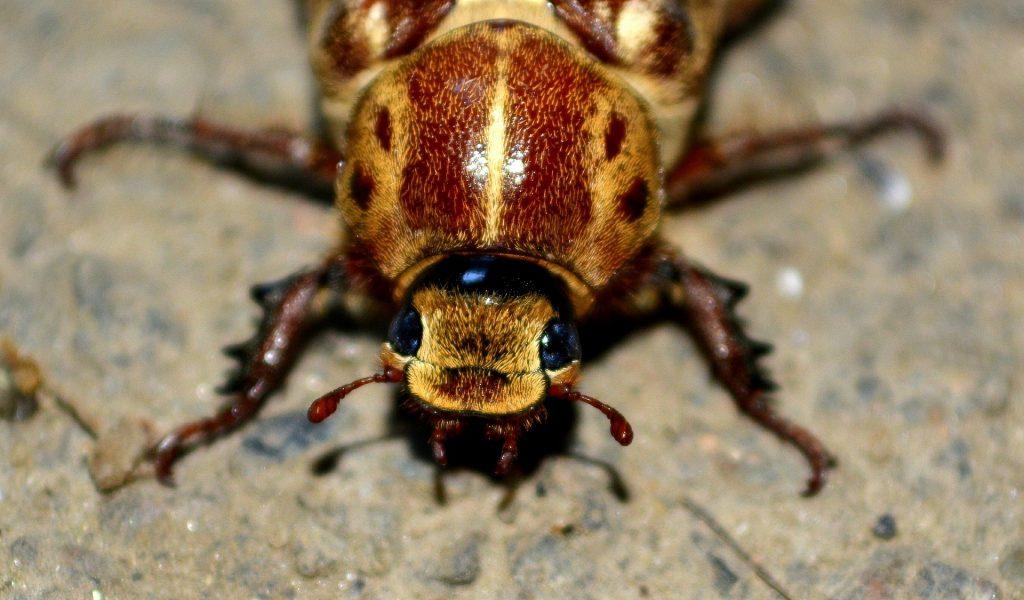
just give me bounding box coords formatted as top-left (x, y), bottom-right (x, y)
top-left (382, 286), bottom-right (580, 417)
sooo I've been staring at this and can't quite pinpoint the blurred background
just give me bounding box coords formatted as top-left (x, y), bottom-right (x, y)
top-left (1, 1), bottom-right (1021, 597)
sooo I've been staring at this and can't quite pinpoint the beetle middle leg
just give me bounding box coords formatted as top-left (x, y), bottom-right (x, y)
top-left (49, 114), bottom-right (342, 192)
top-left (152, 252), bottom-right (347, 485)
top-left (666, 107), bottom-right (946, 205)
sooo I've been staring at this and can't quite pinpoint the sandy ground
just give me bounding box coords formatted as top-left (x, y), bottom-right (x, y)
top-left (1, 1), bottom-right (1022, 598)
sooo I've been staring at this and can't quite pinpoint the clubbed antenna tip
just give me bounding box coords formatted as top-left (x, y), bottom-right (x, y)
top-left (548, 384), bottom-right (634, 446)
top-left (308, 367), bottom-right (403, 423)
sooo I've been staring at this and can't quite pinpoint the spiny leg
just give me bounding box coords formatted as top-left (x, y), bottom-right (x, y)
top-left (153, 253), bottom-right (346, 484)
top-left (48, 114), bottom-right (342, 191)
top-left (666, 107), bottom-right (945, 206)
top-left (653, 248), bottom-right (835, 495)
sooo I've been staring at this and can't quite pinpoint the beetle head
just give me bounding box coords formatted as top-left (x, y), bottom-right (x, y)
top-left (308, 255), bottom-right (632, 472)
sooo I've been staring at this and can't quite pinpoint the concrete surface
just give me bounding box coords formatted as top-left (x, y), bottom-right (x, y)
top-left (1, 1), bottom-right (1022, 598)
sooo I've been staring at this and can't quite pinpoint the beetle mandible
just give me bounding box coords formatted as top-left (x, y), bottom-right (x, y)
top-left (51, 0), bottom-right (944, 495)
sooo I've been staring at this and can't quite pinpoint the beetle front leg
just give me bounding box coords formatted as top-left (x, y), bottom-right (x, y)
top-left (666, 107), bottom-right (945, 206)
top-left (153, 252), bottom-right (346, 485)
top-left (49, 114), bottom-right (342, 192)
top-left (647, 247), bottom-right (836, 495)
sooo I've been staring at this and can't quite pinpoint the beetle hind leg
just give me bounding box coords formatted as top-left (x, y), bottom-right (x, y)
top-left (48, 114), bottom-right (342, 193)
top-left (152, 253), bottom-right (346, 485)
top-left (667, 107), bottom-right (945, 206)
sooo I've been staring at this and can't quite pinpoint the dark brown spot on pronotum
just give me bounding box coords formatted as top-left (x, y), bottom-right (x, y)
top-left (605, 112), bottom-right (627, 160)
top-left (617, 177), bottom-right (649, 221)
top-left (375, 107), bottom-right (392, 151)
top-left (350, 163), bottom-right (375, 210)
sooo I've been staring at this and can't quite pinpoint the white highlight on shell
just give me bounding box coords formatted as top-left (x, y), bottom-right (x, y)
top-left (504, 146), bottom-right (527, 186)
top-left (505, 157), bottom-right (524, 176)
top-left (776, 267), bottom-right (805, 299)
top-left (466, 142), bottom-right (488, 183)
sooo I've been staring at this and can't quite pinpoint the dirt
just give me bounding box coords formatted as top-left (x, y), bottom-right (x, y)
top-left (1, 1), bottom-right (1021, 598)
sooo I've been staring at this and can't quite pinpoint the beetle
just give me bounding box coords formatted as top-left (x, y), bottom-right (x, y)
top-left (50, 0), bottom-right (943, 496)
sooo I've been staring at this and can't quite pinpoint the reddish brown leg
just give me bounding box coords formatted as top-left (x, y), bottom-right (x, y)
top-left (428, 420), bottom-right (464, 467)
top-left (494, 432), bottom-right (520, 477)
top-left (548, 0), bottom-right (621, 64)
top-left (667, 108), bottom-right (945, 206)
top-left (48, 114), bottom-right (342, 190)
top-left (653, 248), bottom-right (835, 496)
top-left (153, 253), bottom-right (345, 485)
top-left (497, 470), bottom-right (525, 512)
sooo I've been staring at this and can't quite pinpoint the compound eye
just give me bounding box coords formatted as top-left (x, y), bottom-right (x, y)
top-left (540, 319), bottom-right (581, 371)
top-left (387, 305), bottom-right (423, 357)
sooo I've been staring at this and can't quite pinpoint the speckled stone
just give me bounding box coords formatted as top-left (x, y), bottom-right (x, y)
top-left (0, 0), bottom-right (1021, 598)
top-left (871, 513), bottom-right (898, 541)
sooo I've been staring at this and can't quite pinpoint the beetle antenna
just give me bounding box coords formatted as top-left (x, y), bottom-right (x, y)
top-left (548, 384), bottom-right (634, 446)
top-left (308, 366), bottom-right (403, 423)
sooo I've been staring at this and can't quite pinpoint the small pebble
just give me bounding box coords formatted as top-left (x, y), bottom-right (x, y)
top-left (872, 514), bottom-right (898, 540)
top-left (858, 155), bottom-right (913, 211)
top-left (0, 340), bottom-right (41, 422)
top-left (431, 536), bottom-right (482, 586)
top-left (552, 523), bottom-right (576, 536)
top-left (88, 418), bottom-right (154, 492)
top-left (776, 267), bottom-right (804, 299)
